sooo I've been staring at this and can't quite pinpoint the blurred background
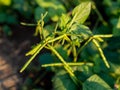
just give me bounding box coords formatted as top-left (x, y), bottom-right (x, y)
top-left (0, 0), bottom-right (120, 90)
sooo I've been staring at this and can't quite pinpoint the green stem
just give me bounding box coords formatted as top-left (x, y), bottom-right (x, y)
top-left (93, 34), bottom-right (113, 38)
top-left (77, 37), bottom-right (92, 55)
top-left (42, 62), bottom-right (94, 67)
top-left (47, 44), bottom-right (73, 73)
top-left (20, 22), bottom-right (36, 26)
top-left (77, 34), bottom-right (112, 63)
top-left (20, 42), bottom-right (47, 73)
top-left (92, 39), bottom-right (110, 68)
top-left (47, 44), bottom-right (82, 86)
top-left (73, 45), bottom-right (77, 62)
top-left (48, 34), bottom-right (65, 43)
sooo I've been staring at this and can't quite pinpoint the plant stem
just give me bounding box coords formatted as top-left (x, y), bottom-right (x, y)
top-left (42, 62), bottom-right (94, 67)
top-left (73, 45), bottom-right (77, 62)
top-left (77, 37), bottom-right (92, 55)
top-left (20, 22), bottom-right (36, 26)
top-left (20, 41), bottom-right (47, 73)
top-left (47, 44), bottom-right (82, 86)
top-left (48, 34), bottom-right (65, 43)
top-left (93, 34), bottom-right (113, 38)
top-left (92, 39), bottom-right (110, 68)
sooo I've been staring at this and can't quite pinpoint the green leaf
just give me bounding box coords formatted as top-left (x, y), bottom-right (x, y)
top-left (95, 25), bottom-right (110, 34)
top-left (70, 24), bottom-right (92, 43)
top-left (0, 0), bottom-right (11, 6)
top-left (35, 0), bottom-right (66, 21)
top-left (0, 12), bottom-right (7, 23)
top-left (72, 1), bottom-right (91, 24)
top-left (38, 53), bottom-right (54, 64)
top-left (104, 37), bottom-right (120, 64)
top-left (99, 72), bottom-right (115, 87)
top-left (103, 0), bottom-right (112, 6)
top-left (52, 70), bottom-right (78, 90)
top-left (6, 15), bottom-right (18, 24)
top-left (113, 17), bottom-right (120, 36)
top-left (110, 63), bottom-right (120, 76)
top-left (105, 1), bottom-right (120, 16)
top-left (43, 25), bottom-right (54, 38)
top-left (83, 74), bottom-right (112, 90)
top-left (59, 14), bottom-right (71, 29)
top-left (47, 7), bottom-right (58, 21)
top-left (54, 45), bottom-right (69, 61)
top-left (34, 7), bottom-right (46, 21)
top-left (74, 65), bottom-right (93, 82)
top-left (13, 0), bottom-right (32, 19)
top-left (39, 53), bottom-right (54, 71)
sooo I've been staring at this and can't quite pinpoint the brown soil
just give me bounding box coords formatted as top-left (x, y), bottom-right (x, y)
top-left (0, 25), bottom-right (39, 90)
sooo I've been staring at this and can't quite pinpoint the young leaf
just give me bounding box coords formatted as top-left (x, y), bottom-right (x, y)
top-left (83, 74), bottom-right (112, 90)
top-left (72, 1), bottom-right (91, 24)
top-left (59, 14), bottom-right (71, 29)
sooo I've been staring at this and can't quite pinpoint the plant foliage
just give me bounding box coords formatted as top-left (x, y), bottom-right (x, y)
top-left (20, 0), bottom-right (120, 90)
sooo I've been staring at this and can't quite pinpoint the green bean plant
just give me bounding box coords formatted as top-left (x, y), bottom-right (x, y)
top-left (20, 1), bottom-right (114, 90)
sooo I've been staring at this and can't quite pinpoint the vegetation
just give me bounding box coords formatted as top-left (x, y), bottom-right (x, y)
top-left (0, 0), bottom-right (120, 90)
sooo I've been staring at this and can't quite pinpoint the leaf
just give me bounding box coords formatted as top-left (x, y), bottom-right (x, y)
top-left (13, 0), bottom-right (33, 19)
top-left (0, 12), bottom-right (7, 23)
top-left (83, 74), bottom-right (112, 90)
top-left (43, 25), bottom-right (54, 38)
top-left (94, 25), bottom-right (110, 34)
top-left (103, 0), bottom-right (112, 6)
top-left (54, 45), bottom-right (69, 62)
top-left (72, 1), bottom-right (91, 24)
top-left (52, 70), bottom-right (78, 90)
top-left (113, 17), bottom-right (120, 36)
top-left (6, 15), bottom-right (18, 24)
top-left (104, 37), bottom-right (120, 64)
top-left (59, 14), bottom-right (71, 29)
top-left (48, 7), bottom-right (58, 21)
top-left (35, 0), bottom-right (66, 21)
top-left (74, 65), bottom-right (93, 82)
top-left (34, 7), bottom-right (46, 21)
top-left (110, 63), bottom-right (120, 76)
top-left (0, 0), bottom-right (11, 6)
top-left (99, 72), bottom-right (115, 87)
top-left (38, 53), bottom-right (54, 64)
top-left (70, 24), bottom-right (92, 43)
top-left (38, 53), bottom-right (54, 71)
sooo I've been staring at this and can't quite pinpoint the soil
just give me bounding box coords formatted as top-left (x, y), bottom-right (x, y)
top-left (0, 25), bottom-right (39, 90)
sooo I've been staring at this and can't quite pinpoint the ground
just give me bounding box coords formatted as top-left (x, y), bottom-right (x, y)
top-left (0, 25), bottom-right (39, 90)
